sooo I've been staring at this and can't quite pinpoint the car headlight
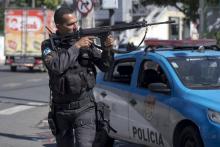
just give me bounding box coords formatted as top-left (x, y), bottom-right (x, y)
top-left (208, 109), bottom-right (220, 124)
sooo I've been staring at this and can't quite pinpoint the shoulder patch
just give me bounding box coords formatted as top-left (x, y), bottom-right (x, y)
top-left (43, 47), bottom-right (52, 56)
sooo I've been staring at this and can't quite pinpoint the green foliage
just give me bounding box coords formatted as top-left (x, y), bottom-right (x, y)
top-left (9, 0), bottom-right (61, 9)
top-left (215, 32), bottom-right (220, 46)
top-left (0, 9), bottom-right (3, 35)
top-left (40, 0), bottom-right (62, 9)
top-left (207, 0), bottom-right (220, 6)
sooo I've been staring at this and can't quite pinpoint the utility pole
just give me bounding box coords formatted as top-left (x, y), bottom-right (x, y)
top-left (81, 7), bottom-right (95, 28)
top-left (102, 0), bottom-right (118, 36)
top-left (102, 0), bottom-right (118, 26)
top-left (109, 9), bottom-right (115, 26)
top-left (4, 0), bottom-right (10, 8)
top-left (109, 9), bottom-right (115, 36)
top-left (199, 0), bottom-right (205, 38)
top-left (32, 0), bottom-right (35, 8)
top-left (76, 0), bottom-right (95, 28)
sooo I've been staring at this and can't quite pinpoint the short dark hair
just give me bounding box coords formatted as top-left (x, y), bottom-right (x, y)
top-left (54, 7), bottom-right (74, 24)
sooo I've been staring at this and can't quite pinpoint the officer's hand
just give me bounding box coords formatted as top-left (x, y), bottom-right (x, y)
top-left (104, 35), bottom-right (114, 50)
top-left (74, 36), bottom-right (94, 49)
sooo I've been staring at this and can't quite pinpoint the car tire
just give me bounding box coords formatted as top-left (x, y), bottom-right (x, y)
top-left (10, 66), bottom-right (17, 72)
top-left (176, 126), bottom-right (204, 147)
top-left (28, 67), bottom-right (34, 71)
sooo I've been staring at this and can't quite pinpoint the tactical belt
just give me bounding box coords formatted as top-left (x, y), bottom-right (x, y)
top-left (52, 98), bottom-right (91, 110)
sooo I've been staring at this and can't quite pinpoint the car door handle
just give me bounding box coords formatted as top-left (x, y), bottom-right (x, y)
top-left (100, 91), bottom-right (107, 98)
top-left (129, 99), bottom-right (137, 106)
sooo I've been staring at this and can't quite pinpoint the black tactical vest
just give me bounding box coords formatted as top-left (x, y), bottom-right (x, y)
top-left (48, 39), bottom-right (96, 103)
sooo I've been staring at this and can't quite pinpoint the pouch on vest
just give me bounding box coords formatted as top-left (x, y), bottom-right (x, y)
top-left (85, 70), bottom-right (96, 89)
top-left (78, 49), bottom-right (93, 67)
top-left (49, 75), bottom-right (66, 95)
top-left (65, 71), bottom-right (84, 95)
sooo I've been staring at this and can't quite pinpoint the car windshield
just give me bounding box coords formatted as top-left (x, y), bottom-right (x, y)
top-left (169, 56), bottom-right (220, 89)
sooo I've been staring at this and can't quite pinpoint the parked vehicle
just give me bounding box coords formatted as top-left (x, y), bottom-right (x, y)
top-left (94, 39), bottom-right (220, 147)
top-left (4, 8), bottom-right (54, 71)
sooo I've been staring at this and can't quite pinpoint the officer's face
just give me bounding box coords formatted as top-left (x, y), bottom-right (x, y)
top-left (57, 13), bottom-right (78, 35)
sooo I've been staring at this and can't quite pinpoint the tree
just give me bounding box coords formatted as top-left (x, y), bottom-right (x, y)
top-left (38, 0), bottom-right (62, 9)
top-left (9, 0), bottom-right (62, 9)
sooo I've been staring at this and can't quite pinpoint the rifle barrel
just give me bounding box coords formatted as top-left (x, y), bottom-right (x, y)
top-left (146, 20), bottom-right (175, 26)
top-left (55, 20), bottom-right (175, 40)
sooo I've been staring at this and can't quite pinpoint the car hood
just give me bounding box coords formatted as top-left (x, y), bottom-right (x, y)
top-left (185, 90), bottom-right (220, 112)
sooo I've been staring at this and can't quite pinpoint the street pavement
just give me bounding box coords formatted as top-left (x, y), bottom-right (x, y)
top-left (0, 65), bottom-right (145, 147)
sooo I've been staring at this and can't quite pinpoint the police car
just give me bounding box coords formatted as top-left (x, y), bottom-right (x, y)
top-left (93, 39), bottom-right (220, 147)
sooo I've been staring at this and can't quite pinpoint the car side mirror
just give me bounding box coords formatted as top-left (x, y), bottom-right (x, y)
top-left (148, 83), bottom-right (171, 94)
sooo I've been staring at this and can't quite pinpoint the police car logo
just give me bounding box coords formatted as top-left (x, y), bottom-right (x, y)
top-left (43, 47), bottom-right (52, 56)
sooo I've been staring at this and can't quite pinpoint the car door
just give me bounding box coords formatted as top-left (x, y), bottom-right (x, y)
top-left (95, 58), bottom-right (136, 141)
top-left (128, 59), bottom-right (171, 147)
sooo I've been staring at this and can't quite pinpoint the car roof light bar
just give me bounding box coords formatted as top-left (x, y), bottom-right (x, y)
top-left (144, 39), bottom-right (217, 48)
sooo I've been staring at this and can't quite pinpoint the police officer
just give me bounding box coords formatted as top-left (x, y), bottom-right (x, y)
top-left (41, 7), bottom-right (114, 147)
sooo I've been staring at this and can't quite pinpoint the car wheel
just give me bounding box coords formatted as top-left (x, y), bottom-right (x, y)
top-left (10, 66), bottom-right (17, 72)
top-left (28, 67), bottom-right (34, 71)
top-left (176, 126), bottom-right (203, 147)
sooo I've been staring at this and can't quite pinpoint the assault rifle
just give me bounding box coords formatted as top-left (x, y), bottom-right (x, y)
top-left (48, 20), bottom-right (175, 53)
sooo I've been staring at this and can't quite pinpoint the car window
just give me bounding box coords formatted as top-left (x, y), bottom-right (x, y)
top-left (169, 57), bottom-right (220, 89)
top-left (104, 59), bottom-right (136, 85)
top-left (138, 60), bottom-right (168, 89)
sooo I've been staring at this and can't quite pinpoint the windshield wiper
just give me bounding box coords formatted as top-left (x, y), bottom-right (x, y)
top-left (188, 83), bottom-right (220, 88)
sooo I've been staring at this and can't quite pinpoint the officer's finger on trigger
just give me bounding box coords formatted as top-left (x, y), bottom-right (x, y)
top-left (88, 36), bottom-right (96, 41)
top-left (88, 38), bottom-right (94, 44)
